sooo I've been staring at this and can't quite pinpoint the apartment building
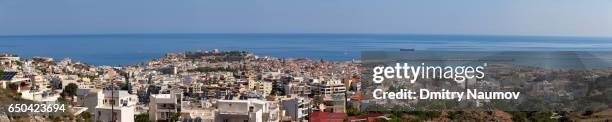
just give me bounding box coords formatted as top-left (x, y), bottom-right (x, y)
top-left (281, 96), bottom-right (312, 122)
top-left (214, 99), bottom-right (280, 122)
top-left (313, 79), bottom-right (346, 113)
top-left (283, 82), bottom-right (312, 96)
top-left (149, 93), bottom-right (182, 121)
top-left (75, 89), bottom-right (138, 122)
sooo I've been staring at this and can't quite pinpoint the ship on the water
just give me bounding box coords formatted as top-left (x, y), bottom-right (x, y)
top-left (400, 48), bottom-right (415, 51)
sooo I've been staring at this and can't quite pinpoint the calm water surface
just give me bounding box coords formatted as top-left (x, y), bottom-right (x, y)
top-left (1, 34), bottom-right (611, 66)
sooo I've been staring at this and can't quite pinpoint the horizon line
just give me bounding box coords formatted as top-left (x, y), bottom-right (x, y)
top-left (0, 32), bottom-right (610, 39)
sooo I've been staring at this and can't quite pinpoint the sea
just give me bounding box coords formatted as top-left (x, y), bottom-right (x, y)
top-left (1, 33), bottom-right (612, 66)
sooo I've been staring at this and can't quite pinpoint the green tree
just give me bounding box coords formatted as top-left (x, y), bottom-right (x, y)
top-left (346, 107), bottom-right (365, 116)
top-left (121, 73), bottom-right (132, 93)
top-left (0, 66), bottom-right (4, 81)
top-left (63, 83), bottom-right (79, 97)
top-left (79, 112), bottom-right (93, 122)
top-left (343, 118), bottom-right (350, 122)
top-left (388, 114), bottom-right (402, 122)
top-left (169, 112), bottom-right (181, 122)
top-left (135, 113), bottom-right (150, 122)
top-left (531, 112), bottom-right (555, 122)
top-left (271, 81), bottom-right (285, 96)
top-left (57, 97), bottom-right (71, 105)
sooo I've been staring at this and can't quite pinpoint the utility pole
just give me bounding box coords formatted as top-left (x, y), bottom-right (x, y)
top-left (111, 80), bottom-right (115, 122)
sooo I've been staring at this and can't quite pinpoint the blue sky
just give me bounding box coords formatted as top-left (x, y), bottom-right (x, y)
top-left (0, 0), bottom-right (611, 37)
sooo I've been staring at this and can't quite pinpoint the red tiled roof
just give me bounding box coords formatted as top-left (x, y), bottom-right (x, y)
top-left (310, 111), bottom-right (347, 122)
top-left (351, 78), bottom-right (360, 83)
top-left (350, 93), bottom-right (368, 101)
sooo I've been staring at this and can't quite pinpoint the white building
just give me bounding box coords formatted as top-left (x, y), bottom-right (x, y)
top-left (0, 53), bottom-right (20, 65)
top-left (20, 91), bottom-right (60, 103)
top-left (76, 88), bottom-right (103, 113)
top-left (284, 82), bottom-right (312, 96)
top-left (50, 75), bottom-right (79, 89)
top-left (281, 96), bottom-right (312, 121)
top-left (75, 89), bottom-right (138, 122)
top-left (149, 93), bottom-right (181, 121)
top-left (1, 73), bottom-right (30, 92)
top-left (215, 99), bottom-right (280, 122)
top-left (247, 80), bottom-right (273, 97)
top-left (313, 79), bottom-right (346, 113)
top-left (181, 101), bottom-right (215, 122)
